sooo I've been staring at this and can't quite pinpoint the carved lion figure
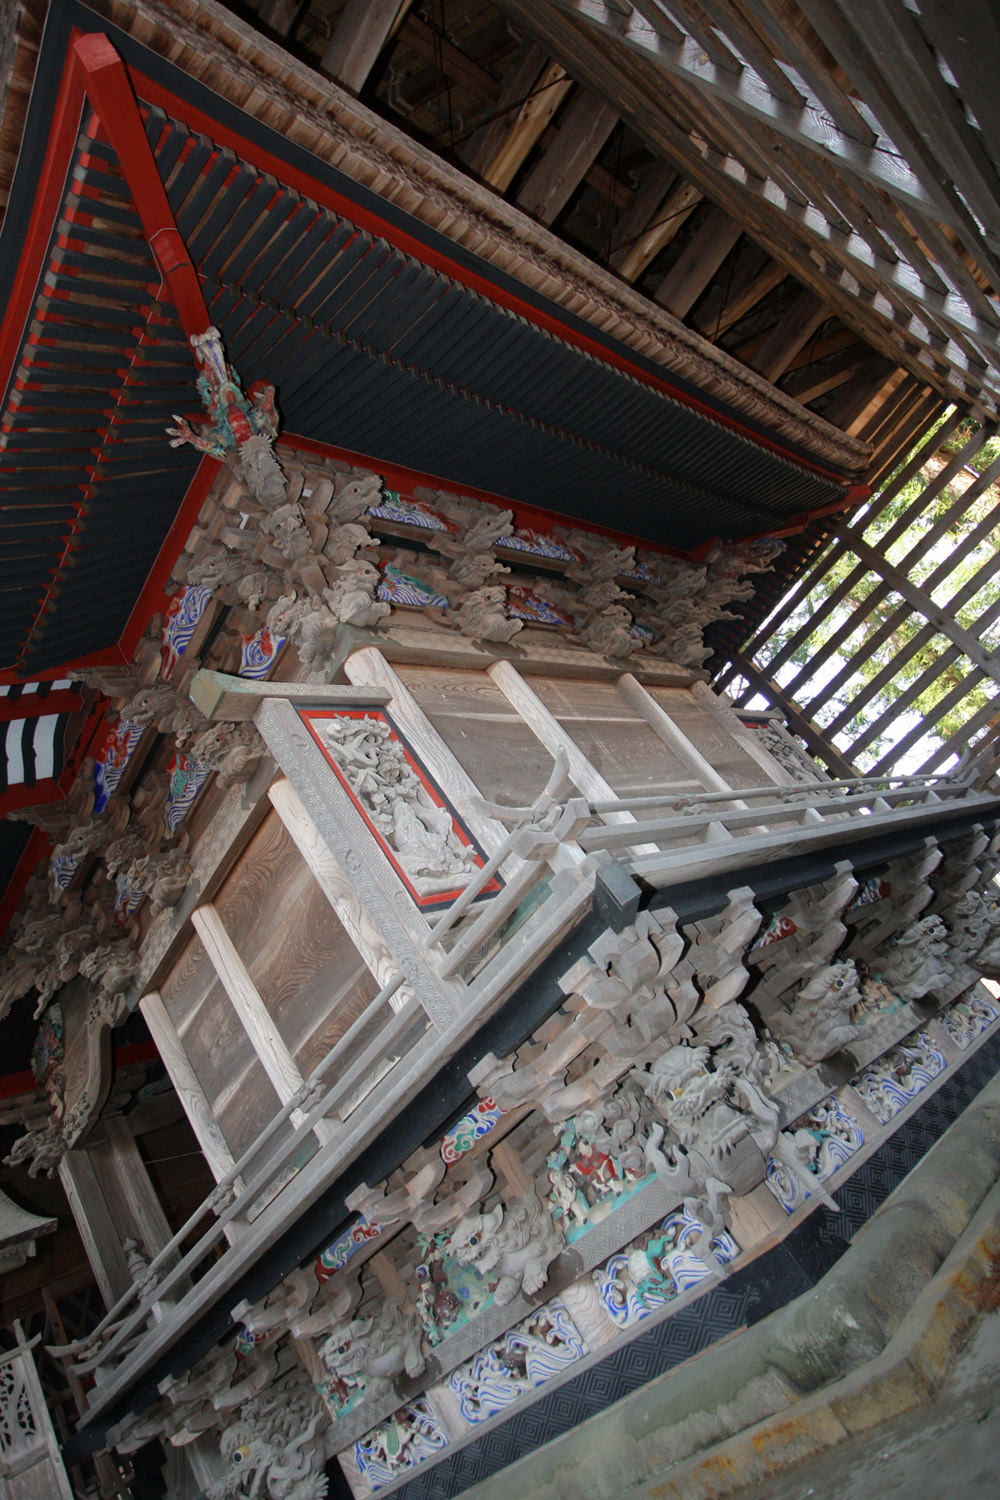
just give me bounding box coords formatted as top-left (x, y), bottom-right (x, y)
top-left (455, 585), bottom-right (522, 644)
top-left (319, 1300), bottom-right (425, 1396)
top-left (770, 960), bottom-right (868, 1064)
top-left (446, 1188), bottom-right (563, 1305)
top-left (119, 683), bottom-right (206, 744)
top-left (579, 604), bottom-right (644, 660)
top-left (323, 560), bottom-right (390, 630)
top-left (266, 593), bottom-right (340, 680)
top-left (876, 915), bottom-right (951, 1001)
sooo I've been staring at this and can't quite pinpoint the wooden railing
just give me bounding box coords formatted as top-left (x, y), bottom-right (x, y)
top-left (60, 764), bottom-right (1000, 1425)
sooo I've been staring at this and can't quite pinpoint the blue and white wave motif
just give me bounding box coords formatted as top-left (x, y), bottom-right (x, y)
top-left (597, 1210), bottom-right (739, 1328)
top-left (765, 1097), bottom-right (864, 1214)
top-left (499, 529), bottom-right (578, 563)
top-left (238, 627), bottom-right (285, 680)
top-left (93, 719), bottom-right (144, 814)
top-left (161, 583), bottom-right (213, 671)
top-left (355, 1398), bottom-right (448, 1490)
top-left (856, 1032), bottom-right (946, 1123)
top-left (165, 755), bottom-right (211, 834)
top-left (448, 1299), bottom-right (587, 1423)
top-left (115, 868), bottom-right (146, 918)
top-left (368, 492), bottom-right (450, 530)
top-left (377, 566), bottom-right (448, 611)
top-left (943, 995), bottom-right (998, 1049)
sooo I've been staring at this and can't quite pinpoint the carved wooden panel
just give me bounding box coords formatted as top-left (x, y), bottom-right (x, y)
top-left (212, 809), bottom-right (380, 1073)
top-left (160, 932), bottom-right (279, 1160)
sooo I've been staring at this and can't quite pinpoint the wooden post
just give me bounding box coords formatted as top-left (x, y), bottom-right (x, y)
top-left (140, 991), bottom-right (247, 1207)
top-left (190, 904), bottom-right (331, 1141)
top-left (268, 777), bottom-right (406, 998)
top-left (487, 660), bottom-right (658, 855)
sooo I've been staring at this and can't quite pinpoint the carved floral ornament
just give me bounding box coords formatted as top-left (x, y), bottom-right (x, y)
top-left (126, 879), bottom-right (1000, 1493)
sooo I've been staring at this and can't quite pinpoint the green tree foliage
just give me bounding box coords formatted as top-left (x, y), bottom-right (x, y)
top-left (754, 414), bottom-right (1000, 772)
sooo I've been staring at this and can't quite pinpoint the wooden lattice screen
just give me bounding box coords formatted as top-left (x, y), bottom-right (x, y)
top-left (713, 411), bottom-right (1000, 782)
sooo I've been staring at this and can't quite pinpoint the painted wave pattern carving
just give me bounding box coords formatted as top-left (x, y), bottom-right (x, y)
top-left (849, 875), bottom-right (891, 908)
top-left (943, 993), bottom-right (998, 1049)
top-left (596, 1210), bottom-right (740, 1328)
top-left (440, 1097), bottom-right (505, 1165)
top-left (114, 868), bottom-right (146, 919)
top-left (377, 566), bottom-right (448, 611)
top-left (50, 850), bottom-right (82, 893)
top-left (765, 1096), bottom-right (865, 1214)
top-left (367, 493), bottom-right (452, 531)
top-left (238, 626), bottom-right (285, 679)
top-left (756, 911), bottom-right (798, 948)
top-left (854, 1031), bottom-right (946, 1124)
top-left (448, 1299), bottom-right (587, 1424)
top-left (355, 1398), bottom-right (449, 1491)
top-left (315, 1214), bottom-right (383, 1283)
top-left (93, 718), bottom-right (144, 814)
top-left (506, 587), bottom-right (574, 627)
top-left (161, 583), bottom-right (213, 675)
top-left (164, 754), bottom-right (211, 834)
top-left (498, 529), bottom-right (580, 563)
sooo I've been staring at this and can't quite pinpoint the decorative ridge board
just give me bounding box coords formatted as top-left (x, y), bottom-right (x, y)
top-left (377, 1022), bottom-right (1000, 1500)
top-left (338, 620), bottom-right (703, 685)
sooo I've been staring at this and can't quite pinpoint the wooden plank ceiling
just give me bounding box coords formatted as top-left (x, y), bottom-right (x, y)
top-left (255, 0), bottom-right (1000, 439)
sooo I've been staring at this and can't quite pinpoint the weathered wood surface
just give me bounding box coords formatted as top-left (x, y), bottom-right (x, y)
top-left (398, 664), bottom-right (555, 805)
top-left (140, 989), bottom-right (241, 1192)
top-left (190, 904), bottom-right (309, 1119)
top-left (190, 669), bottom-right (389, 722)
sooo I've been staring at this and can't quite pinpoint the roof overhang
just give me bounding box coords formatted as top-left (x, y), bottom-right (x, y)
top-left (0, 0), bottom-right (868, 679)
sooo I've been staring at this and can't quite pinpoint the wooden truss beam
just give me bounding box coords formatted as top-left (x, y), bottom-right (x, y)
top-left (542, 0), bottom-right (975, 235)
top-left (749, 287), bottom-right (829, 382)
top-left (516, 89), bottom-right (619, 222)
top-left (480, 59), bottom-right (573, 191)
top-left (828, 522), bottom-right (1000, 689)
top-left (321, 0), bottom-right (413, 93)
top-left (781, 347), bottom-right (883, 405)
top-left (612, 176), bottom-right (703, 281)
top-left (495, 0), bottom-right (1000, 412)
top-left (654, 205), bottom-right (742, 316)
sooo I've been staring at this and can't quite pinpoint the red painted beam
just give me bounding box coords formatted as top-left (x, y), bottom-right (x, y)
top-left (0, 825), bottom-right (52, 943)
top-left (72, 35), bottom-right (211, 338)
top-left (125, 57), bottom-right (849, 486)
top-left (0, 690), bottom-right (83, 722)
top-left (0, 780), bottom-right (65, 815)
top-left (118, 454), bottom-right (222, 662)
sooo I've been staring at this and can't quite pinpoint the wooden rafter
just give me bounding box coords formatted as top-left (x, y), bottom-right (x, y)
top-left (492, 0), bottom-right (1000, 413)
top-left (321, 0), bottom-right (414, 93)
top-left (515, 88), bottom-right (618, 223)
